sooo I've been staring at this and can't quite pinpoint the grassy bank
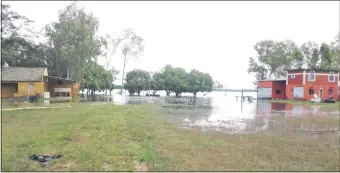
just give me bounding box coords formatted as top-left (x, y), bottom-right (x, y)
top-left (2, 103), bottom-right (339, 171)
top-left (268, 99), bottom-right (340, 108)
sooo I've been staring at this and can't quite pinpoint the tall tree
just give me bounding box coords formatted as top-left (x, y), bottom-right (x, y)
top-left (319, 43), bottom-right (333, 70)
top-left (150, 72), bottom-right (164, 95)
top-left (300, 41), bottom-right (320, 69)
top-left (1, 3), bottom-right (43, 67)
top-left (331, 33), bottom-right (340, 70)
top-left (116, 29), bottom-right (144, 95)
top-left (101, 34), bottom-right (119, 95)
top-left (124, 69), bottom-right (150, 96)
top-left (45, 2), bottom-right (102, 83)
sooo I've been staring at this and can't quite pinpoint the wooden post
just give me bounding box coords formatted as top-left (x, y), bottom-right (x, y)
top-left (241, 89), bottom-right (244, 98)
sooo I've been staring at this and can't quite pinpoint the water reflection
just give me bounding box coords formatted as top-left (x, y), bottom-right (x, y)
top-left (80, 90), bottom-right (339, 135)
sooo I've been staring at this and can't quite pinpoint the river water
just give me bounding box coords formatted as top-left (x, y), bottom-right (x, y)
top-left (80, 89), bottom-right (340, 136)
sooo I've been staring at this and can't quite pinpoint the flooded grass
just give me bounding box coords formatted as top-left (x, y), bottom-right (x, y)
top-left (269, 99), bottom-right (340, 108)
top-left (2, 103), bottom-right (339, 171)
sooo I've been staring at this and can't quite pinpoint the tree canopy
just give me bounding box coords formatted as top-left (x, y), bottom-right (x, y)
top-left (131, 65), bottom-right (214, 97)
top-left (1, 3), bottom-right (123, 95)
top-left (124, 69), bottom-right (150, 96)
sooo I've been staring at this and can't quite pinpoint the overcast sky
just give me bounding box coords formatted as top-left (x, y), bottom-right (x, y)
top-left (6, 1), bottom-right (340, 88)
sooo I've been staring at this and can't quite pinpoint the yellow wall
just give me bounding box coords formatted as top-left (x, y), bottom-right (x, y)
top-left (17, 82), bottom-right (45, 97)
top-left (72, 83), bottom-right (80, 97)
top-left (1, 83), bottom-right (18, 98)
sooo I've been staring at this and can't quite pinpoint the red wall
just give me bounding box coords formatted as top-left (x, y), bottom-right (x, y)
top-left (303, 84), bottom-right (338, 100)
top-left (305, 74), bottom-right (338, 85)
top-left (258, 81), bottom-right (272, 88)
top-left (287, 74), bottom-right (303, 85)
top-left (271, 81), bottom-right (286, 99)
top-left (286, 71), bottom-right (339, 101)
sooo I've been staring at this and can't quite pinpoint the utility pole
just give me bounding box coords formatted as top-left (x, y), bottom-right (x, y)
top-left (224, 84), bottom-right (227, 96)
top-left (148, 79), bottom-right (151, 96)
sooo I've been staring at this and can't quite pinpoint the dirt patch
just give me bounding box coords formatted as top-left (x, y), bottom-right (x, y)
top-left (134, 161), bottom-right (148, 171)
top-left (49, 162), bottom-right (77, 171)
top-left (73, 133), bottom-right (90, 144)
top-left (102, 162), bottom-right (112, 171)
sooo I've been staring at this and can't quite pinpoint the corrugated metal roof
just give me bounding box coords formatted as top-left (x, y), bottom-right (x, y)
top-left (47, 76), bottom-right (75, 82)
top-left (1, 67), bottom-right (46, 82)
top-left (286, 68), bottom-right (339, 72)
top-left (259, 79), bottom-right (286, 82)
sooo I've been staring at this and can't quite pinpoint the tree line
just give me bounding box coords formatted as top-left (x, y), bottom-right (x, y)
top-left (1, 2), bottom-right (143, 95)
top-left (247, 35), bottom-right (340, 86)
top-left (124, 65), bottom-right (214, 97)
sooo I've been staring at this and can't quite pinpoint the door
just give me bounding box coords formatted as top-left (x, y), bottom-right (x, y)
top-left (258, 88), bottom-right (272, 99)
top-left (319, 89), bottom-right (323, 99)
top-left (293, 87), bottom-right (304, 99)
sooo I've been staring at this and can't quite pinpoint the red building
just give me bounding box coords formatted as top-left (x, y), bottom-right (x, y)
top-left (258, 79), bottom-right (286, 99)
top-left (286, 69), bottom-right (338, 101)
top-left (258, 69), bottom-right (339, 101)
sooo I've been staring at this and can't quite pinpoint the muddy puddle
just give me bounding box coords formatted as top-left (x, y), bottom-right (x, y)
top-left (81, 90), bottom-right (340, 136)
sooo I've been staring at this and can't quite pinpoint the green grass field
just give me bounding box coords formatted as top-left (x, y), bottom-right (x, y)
top-left (2, 103), bottom-right (339, 171)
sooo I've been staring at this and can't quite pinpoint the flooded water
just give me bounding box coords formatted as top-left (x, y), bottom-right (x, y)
top-left (80, 89), bottom-right (340, 136)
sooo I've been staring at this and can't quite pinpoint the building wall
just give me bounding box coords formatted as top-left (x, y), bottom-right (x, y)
top-left (272, 81), bottom-right (286, 99)
top-left (72, 83), bottom-right (80, 97)
top-left (47, 79), bottom-right (73, 96)
top-left (258, 81), bottom-right (273, 98)
top-left (17, 82), bottom-right (45, 97)
top-left (286, 70), bottom-right (339, 100)
top-left (287, 73), bottom-right (303, 85)
top-left (303, 84), bottom-right (338, 100)
top-left (304, 73), bottom-right (338, 85)
top-left (258, 81), bottom-right (272, 88)
top-left (1, 83), bottom-right (18, 98)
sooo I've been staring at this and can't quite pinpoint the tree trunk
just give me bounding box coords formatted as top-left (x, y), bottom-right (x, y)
top-left (166, 91), bottom-right (170, 96)
top-left (109, 90), bottom-right (112, 95)
top-left (121, 55), bottom-right (127, 96)
top-left (137, 91), bottom-right (141, 96)
top-left (66, 68), bottom-right (70, 79)
top-left (193, 92), bottom-right (197, 98)
top-left (175, 92), bottom-right (180, 97)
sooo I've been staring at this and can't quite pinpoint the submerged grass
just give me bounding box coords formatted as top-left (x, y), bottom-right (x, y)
top-left (269, 99), bottom-right (340, 108)
top-left (2, 103), bottom-right (339, 171)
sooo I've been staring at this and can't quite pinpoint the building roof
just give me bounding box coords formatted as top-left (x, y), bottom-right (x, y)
top-left (286, 68), bottom-right (339, 72)
top-left (259, 79), bottom-right (286, 82)
top-left (47, 76), bottom-right (75, 82)
top-left (1, 67), bottom-right (46, 82)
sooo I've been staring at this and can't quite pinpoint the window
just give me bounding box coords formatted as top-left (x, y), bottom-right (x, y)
top-left (309, 88), bottom-right (314, 95)
top-left (329, 72), bottom-right (335, 82)
top-left (308, 71), bottom-right (315, 81)
top-left (28, 83), bottom-right (34, 89)
top-left (328, 88), bottom-right (334, 97)
top-left (290, 74), bottom-right (295, 78)
top-left (275, 89), bottom-right (281, 94)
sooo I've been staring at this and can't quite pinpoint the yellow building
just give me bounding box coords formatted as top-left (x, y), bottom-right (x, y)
top-left (1, 67), bottom-right (80, 100)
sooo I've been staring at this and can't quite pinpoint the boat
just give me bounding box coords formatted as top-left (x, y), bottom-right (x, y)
top-left (323, 97), bottom-right (336, 103)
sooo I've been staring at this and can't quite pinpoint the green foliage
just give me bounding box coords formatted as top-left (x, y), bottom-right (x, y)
top-left (44, 2), bottom-right (103, 82)
top-left (1, 3), bottom-right (119, 94)
top-left (150, 72), bottom-right (164, 94)
top-left (156, 65), bottom-right (214, 97)
top-left (1, 4), bottom-right (45, 67)
top-left (124, 69), bottom-right (151, 95)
